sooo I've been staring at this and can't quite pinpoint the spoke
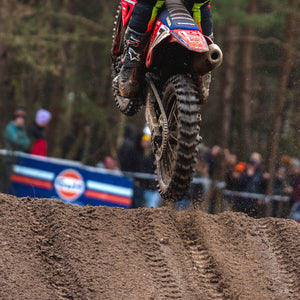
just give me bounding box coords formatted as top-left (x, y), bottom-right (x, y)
top-left (167, 141), bottom-right (176, 161)
top-left (169, 130), bottom-right (178, 144)
top-left (172, 113), bottom-right (179, 128)
top-left (168, 98), bottom-right (177, 123)
top-left (165, 150), bottom-right (174, 177)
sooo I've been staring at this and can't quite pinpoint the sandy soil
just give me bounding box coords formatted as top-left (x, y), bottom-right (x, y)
top-left (0, 194), bottom-right (299, 299)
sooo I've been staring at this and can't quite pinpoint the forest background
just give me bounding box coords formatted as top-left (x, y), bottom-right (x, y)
top-left (0, 0), bottom-right (299, 173)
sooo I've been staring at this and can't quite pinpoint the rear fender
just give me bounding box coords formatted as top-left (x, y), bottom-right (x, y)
top-left (146, 19), bottom-right (171, 68)
top-left (170, 29), bottom-right (209, 52)
top-left (146, 21), bottom-right (209, 68)
top-left (146, 5), bottom-right (210, 68)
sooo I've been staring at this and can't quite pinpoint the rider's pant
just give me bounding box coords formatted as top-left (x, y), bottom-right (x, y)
top-left (129, 0), bottom-right (158, 34)
top-left (129, 0), bottom-right (212, 36)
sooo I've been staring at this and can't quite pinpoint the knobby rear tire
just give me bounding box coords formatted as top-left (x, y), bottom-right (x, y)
top-left (156, 74), bottom-right (201, 202)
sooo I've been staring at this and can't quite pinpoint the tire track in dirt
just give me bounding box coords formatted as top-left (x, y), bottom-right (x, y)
top-left (133, 209), bottom-right (183, 299)
top-left (26, 199), bottom-right (93, 299)
top-left (257, 218), bottom-right (300, 299)
top-left (173, 211), bottom-right (225, 300)
top-left (183, 239), bottom-right (224, 299)
top-left (0, 196), bottom-right (57, 299)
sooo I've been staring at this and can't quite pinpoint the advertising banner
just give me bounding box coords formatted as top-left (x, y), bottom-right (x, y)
top-left (7, 152), bottom-right (133, 209)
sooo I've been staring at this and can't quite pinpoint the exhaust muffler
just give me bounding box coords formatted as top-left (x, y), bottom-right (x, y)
top-left (192, 44), bottom-right (223, 75)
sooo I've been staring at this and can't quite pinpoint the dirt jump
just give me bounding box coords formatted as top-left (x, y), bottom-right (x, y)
top-left (1, 194), bottom-right (299, 299)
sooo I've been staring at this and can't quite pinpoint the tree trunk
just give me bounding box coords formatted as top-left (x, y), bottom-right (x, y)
top-left (266, 0), bottom-right (298, 216)
top-left (220, 21), bottom-right (237, 150)
top-left (210, 21), bottom-right (238, 214)
top-left (239, 0), bottom-right (256, 159)
top-left (0, 0), bottom-right (16, 135)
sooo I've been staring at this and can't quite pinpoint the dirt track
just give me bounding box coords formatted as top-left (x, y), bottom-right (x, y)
top-left (1, 194), bottom-right (300, 299)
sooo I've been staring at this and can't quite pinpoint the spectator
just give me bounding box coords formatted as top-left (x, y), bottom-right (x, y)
top-left (128, 132), bottom-right (148, 208)
top-left (289, 164), bottom-right (300, 223)
top-left (29, 109), bottom-right (52, 156)
top-left (189, 150), bottom-right (210, 201)
top-left (118, 126), bottom-right (147, 208)
top-left (4, 107), bottom-right (31, 152)
top-left (140, 133), bottom-right (161, 208)
top-left (3, 107), bottom-right (31, 193)
top-left (203, 145), bottom-right (221, 178)
top-left (288, 158), bottom-right (300, 195)
top-left (225, 150), bottom-right (237, 173)
top-left (225, 161), bottom-right (246, 209)
top-left (280, 155), bottom-right (293, 172)
top-left (103, 156), bottom-right (118, 170)
top-left (194, 146), bottom-right (210, 178)
top-left (233, 152), bottom-right (268, 217)
top-left (226, 161), bottom-right (246, 191)
top-left (97, 156), bottom-right (122, 175)
top-left (117, 124), bottom-right (138, 172)
top-left (289, 158), bottom-right (300, 197)
top-left (272, 165), bottom-right (293, 217)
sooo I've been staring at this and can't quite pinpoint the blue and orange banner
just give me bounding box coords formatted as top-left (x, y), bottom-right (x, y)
top-left (6, 152), bottom-right (133, 209)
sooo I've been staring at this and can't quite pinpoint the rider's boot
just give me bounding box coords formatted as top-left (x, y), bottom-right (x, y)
top-left (118, 27), bottom-right (149, 99)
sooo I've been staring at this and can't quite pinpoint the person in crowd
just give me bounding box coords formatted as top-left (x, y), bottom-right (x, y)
top-left (232, 152), bottom-right (268, 217)
top-left (203, 145), bottom-right (221, 178)
top-left (226, 161), bottom-right (246, 190)
top-left (29, 109), bottom-right (52, 156)
top-left (272, 165), bottom-right (293, 217)
top-left (280, 155), bottom-right (293, 173)
top-left (188, 147), bottom-right (210, 202)
top-left (288, 158), bottom-right (300, 201)
top-left (4, 107), bottom-right (31, 152)
top-left (118, 125), bottom-right (147, 208)
top-left (129, 132), bottom-right (149, 208)
top-left (3, 107), bottom-right (31, 193)
top-left (287, 158), bottom-right (300, 195)
top-left (97, 156), bottom-right (122, 175)
top-left (103, 156), bottom-right (118, 170)
top-left (224, 150), bottom-right (237, 173)
top-left (140, 132), bottom-right (162, 208)
top-left (225, 161), bottom-right (246, 210)
top-left (194, 144), bottom-right (210, 178)
top-left (117, 124), bottom-right (138, 172)
top-left (289, 160), bottom-right (300, 222)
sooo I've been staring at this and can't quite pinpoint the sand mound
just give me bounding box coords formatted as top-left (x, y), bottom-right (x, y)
top-left (0, 194), bottom-right (299, 299)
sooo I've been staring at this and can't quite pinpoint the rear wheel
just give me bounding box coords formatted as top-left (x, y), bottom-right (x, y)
top-left (111, 2), bottom-right (142, 116)
top-left (156, 75), bottom-right (201, 202)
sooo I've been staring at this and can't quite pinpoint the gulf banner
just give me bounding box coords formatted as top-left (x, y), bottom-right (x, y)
top-left (8, 152), bottom-right (133, 208)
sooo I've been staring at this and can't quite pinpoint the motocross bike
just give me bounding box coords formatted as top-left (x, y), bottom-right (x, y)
top-left (112, 0), bottom-right (223, 202)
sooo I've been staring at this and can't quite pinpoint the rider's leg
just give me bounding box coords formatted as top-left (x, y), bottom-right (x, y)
top-left (199, 2), bottom-right (213, 99)
top-left (118, 0), bottom-right (157, 98)
top-left (200, 2), bottom-right (213, 39)
top-left (184, 0), bottom-right (213, 37)
top-left (186, 1), bottom-right (213, 100)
